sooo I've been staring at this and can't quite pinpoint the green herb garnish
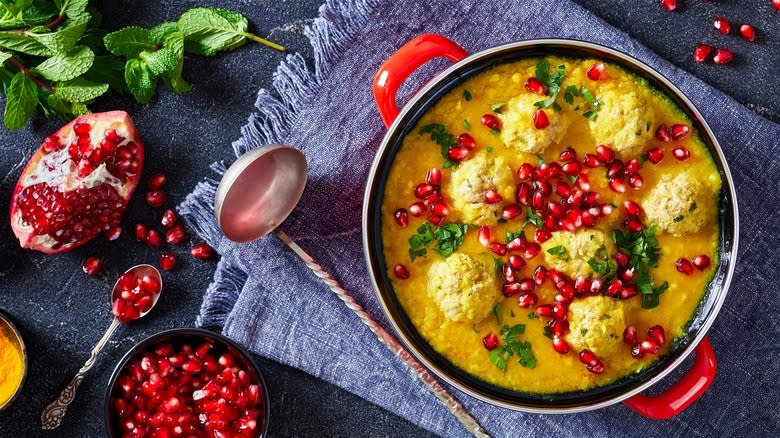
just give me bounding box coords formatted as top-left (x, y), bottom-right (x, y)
top-left (408, 222), bottom-right (434, 261)
top-left (490, 102), bottom-right (504, 113)
top-left (613, 225), bottom-right (666, 309)
top-left (580, 86), bottom-right (603, 120)
top-left (419, 123), bottom-right (457, 168)
top-left (463, 119), bottom-right (471, 131)
top-left (486, 146), bottom-right (493, 153)
top-left (533, 61), bottom-right (566, 109)
top-left (523, 206), bottom-right (543, 228)
top-left (689, 201), bottom-right (698, 212)
top-left (527, 311), bottom-right (539, 319)
top-left (673, 215), bottom-right (685, 223)
top-left (488, 323), bottom-right (536, 371)
top-left (463, 89), bottom-right (472, 101)
top-left (493, 303), bottom-right (503, 324)
top-left (563, 84), bottom-right (579, 104)
top-left (432, 223), bottom-right (469, 257)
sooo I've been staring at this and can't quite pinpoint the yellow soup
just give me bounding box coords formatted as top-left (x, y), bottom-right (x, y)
top-left (380, 57), bottom-right (721, 394)
top-left (0, 319), bottom-right (25, 408)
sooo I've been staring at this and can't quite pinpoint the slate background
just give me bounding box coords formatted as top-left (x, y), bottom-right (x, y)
top-left (0, 1), bottom-right (776, 437)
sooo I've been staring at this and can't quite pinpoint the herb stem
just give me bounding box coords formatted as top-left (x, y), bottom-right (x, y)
top-left (46, 14), bottom-right (66, 30)
top-left (241, 32), bottom-right (285, 52)
top-left (7, 56), bottom-right (54, 93)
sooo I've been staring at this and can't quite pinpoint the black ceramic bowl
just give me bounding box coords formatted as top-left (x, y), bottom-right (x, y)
top-left (104, 328), bottom-right (270, 437)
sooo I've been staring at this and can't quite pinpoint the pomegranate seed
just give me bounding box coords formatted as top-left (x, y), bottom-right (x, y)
top-left (503, 264), bottom-right (516, 282)
top-left (481, 114), bottom-right (500, 130)
top-left (393, 208), bottom-right (408, 228)
top-left (502, 282), bottom-right (522, 297)
top-left (660, 0), bottom-right (677, 11)
top-left (590, 278), bottom-right (604, 295)
top-left (624, 326), bottom-right (638, 344)
top-left (489, 242), bottom-right (507, 256)
top-left (552, 336), bottom-right (569, 354)
top-left (166, 224), bottom-right (187, 245)
top-left (671, 124), bottom-right (689, 141)
top-left (431, 202), bottom-right (449, 216)
top-left (532, 109), bottom-right (550, 129)
top-left (484, 189), bottom-right (502, 204)
top-left (739, 24), bottom-right (756, 42)
top-left (147, 172), bottom-right (167, 190)
top-left (428, 214), bottom-right (443, 226)
top-left (414, 183), bottom-right (435, 199)
top-left (105, 226), bottom-right (122, 241)
top-left (550, 319), bottom-right (569, 336)
top-left (501, 204), bottom-right (523, 220)
top-left (624, 217), bottom-right (644, 232)
top-left (608, 176), bottom-right (626, 193)
top-left (533, 266), bottom-right (547, 285)
top-left (426, 167), bottom-right (442, 184)
top-left (607, 161), bottom-right (624, 178)
top-left (595, 145), bottom-right (615, 163)
top-left (517, 292), bottom-right (538, 308)
top-left (582, 153), bottom-right (599, 168)
top-left (536, 304), bottom-right (553, 318)
top-left (693, 254), bottom-right (711, 270)
top-left (517, 163), bottom-right (534, 181)
top-left (146, 190), bottom-right (167, 208)
top-left (576, 174), bottom-right (591, 191)
top-left (605, 280), bottom-right (623, 297)
top-left (713, 48), bottom-right (734, 65)
top-left (73, 121), bottom-right (91, 136)
top-left (551, 302), bottom-right (566, 319)
top-left (620, 267), bottom-right (636, 281)
top-left (447, 145), bottom-right (469, 161)
top-left (646, 147), bottom-right (664, 164)
top-left (534, 229), bottom-right (551, 243)
top-left (623, 201), bottom-right (641, 216)
top-left (627, 173), bottom-right (644, 190)
top-left (672, 145), bottom-right (691, 160)
top-left (393, 264), bottom-right (410, 279)
top-left (477, 226), bottom-right (490, 247)
top-left (625, 159), bottom-right (640, 174)
top-left (161, 209), bottom-right (177, 228)
top-left (82, 257), bottom-right (102, 276)
top-left (713, 16), bottom-right (731, 34)
top-left (482, 333), bottom-right (499, 350)
top-left (631, 343), bottom-right (645, 359)
top-left (522, 242), bottom-right (541, 259)
top-left (615, 252), bottom-right (629, 267)
top-left (562, 161), bottom-right (581, 176)
top-left (774, 0), bottom-right (780, 11)
top-left (648, 325), bottom-right (666, 345)
top-left (145, 229), bottom-right (162, 249)
top-left (586, 62), bottom-right (605, 80)
top-left (640, 338), bottom-right (661, 354)
top-left (693, 43), bottom-right (712, 62)
top-left (508, 254), bottom-right (525, 270)
top-left (457, 133), bottom-right (476, 150)
top-left (191, 243), bottom-right (213, 259)
top-left (518, 278), bottom-right (535, 292)
top-left (676, 257), bottom-right (694, 275)
top-left (655, 124), bottom-right (672, 142)
top-left (525, 77), bottom-right (548, 95)
top-left (407, 202), bottom-right (425, 217)
top-left (579, 349), bottom-right (604, 374)
top-left (559, 147), bottom-right (576, 162)
top-left (160, 252), bottom-right (176, 271)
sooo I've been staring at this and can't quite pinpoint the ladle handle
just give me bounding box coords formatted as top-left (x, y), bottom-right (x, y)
top-left (41, 318), bottom-right (121, 429)
top-left (275, 230), bottom-right (489, 438)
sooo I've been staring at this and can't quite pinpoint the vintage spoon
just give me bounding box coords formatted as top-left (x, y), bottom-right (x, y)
top-left (214, 146), bottom-right (489, 438)
top-left (41, 264), bottom-right (163, 430)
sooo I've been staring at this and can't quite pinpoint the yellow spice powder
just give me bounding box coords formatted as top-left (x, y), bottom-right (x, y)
top-left (0, 322), bottom-right (24, 407)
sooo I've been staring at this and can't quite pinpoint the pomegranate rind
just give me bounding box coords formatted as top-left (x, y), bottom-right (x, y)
top-left (10, 111), bottom-right (144, 253)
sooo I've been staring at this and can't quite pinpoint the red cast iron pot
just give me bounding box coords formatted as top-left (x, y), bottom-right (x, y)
top-left (362, 34), bottom-right (739, 419)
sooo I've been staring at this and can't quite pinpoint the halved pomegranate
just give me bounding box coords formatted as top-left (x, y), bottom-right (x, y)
top-left (10, 111), bottom-right (144, 253)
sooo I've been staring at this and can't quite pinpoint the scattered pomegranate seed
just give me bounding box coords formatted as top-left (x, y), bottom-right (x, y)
top-left (431, 202), bottom-right (449, 216)
top-left (713, 16), bottom-right (731, 35)
top-left (582, 153), bottom-right (599, 168)
top-left (484, 189), bottom-right (503, 204)
top-left (559, 147), bottom-right (576, 162)
top-left (501, 204), bottom-right (523, 220)
top-left (146, 190), bottom-right (167, 208)
top-left (145, 229), bottom-right (162, 249)
top-left (408, 202), bottom-right (426, 217)
top-left (534, 229), bottom-right (552, 243)
top-left (393, 208), bottom-right (408, 228)
top-left (503, 282), bottom-right (522, 297)
top-left (640, 338), bottom-right (661, 354)
top-left (147, 172), bottom-right (167, 190)
top-left (672, 145), bottom-right (691, 160)
top-left (614, 252), bottom-right (629, 267)
top-left (624, 217), bottom-right (644, 232)
top-left (608, 176), bottom-right (626, 193)
top-left (623, 326), bottom-right (638, 344)
top-left (393, 264), bottom-right (410, 279)
top-left (477, 226), bottom-right (491, 247)
top-left (508, 254), bottom-right (525, 270)
top-left (161, 209), bottom-right (177, 228)
top-left (457, 133), bottom-right (476, 150)
top-left (585, 62), bottom-right (605, 81)
top-left (671, 124), bottom-right (689, 140)
top-left (481, 114), bottom-right (500, 130)
top-left (165, 224), bottom-right (187, 245)
top-left (191, 243), bottom-right (213, 259)
top-left (160, 252), bottom-right (177, 271)
top-left (426, 167), bottom-right (442, 185)
top-left (713, 48), bottom-right (734, 65)
top-left (692, 254), bottom-right (711, 270)
top-left (627, 173), bottom-right (644, 190)
top-left (693, 43), bottom-right (712, 63)
top-left (623, 201), bottom-right (642, 216)
top-left (774, 0), bottom-right (780, 11)
top-left (646, 147), bottom-right (664, 164)
top-left (517, 163), bottom-right (534, 181)
top-left (532, 109), bottom-right (550, 129)
top-left (448, 145), bottom-right (469, 162)
top-left (533, 266), bottom-right (547, 285)
top-left (414, 183), bottom-right (435, 199)
top-left (625, 159), bottom-right (640, 174)
top-left (134, 224), bottom-right (147, 242)
top-left (489, 242), bottom-right (507, 256)
top-left (525, 77), bottom-right (548, 95)
top-left (655, 124), bottom-right (672, 142)
top-left (660, 0), bottom-right (677, 11)
top-left (552, 336), bottom-right (570, 354)
top-left (648, 325), bottom-right (666, 345)
top-left (104, 226), bottom-right (122, 241)
top-left (676, 257), bottom-right (694, 275)
top-left (579, 349), bottom-right (604, 374)
top-left (482, 333), bottom-right (499, 350)
top-left (739, 24), bottom-right (756, 42)
top-left (631, 343), bottom-right (644, 359)
top-left (82, 257), bottom-right (102, 276)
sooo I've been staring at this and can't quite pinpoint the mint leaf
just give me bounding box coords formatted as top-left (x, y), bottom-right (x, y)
top-left (0, 31), bottom-right (53, 56)
top-left (54, 77), bottom-right (107, 102)
top-left (34, 45), bottom-right (93, 81)
top-left (140, 30), bottom-right (183, 76)
top-left (178, 7), bottom-right (249, 56)
top-left (54, 0), bottom-right (88, 19)
top-left (104, 26), bottom-right (153, 58)
top-left (0, 50), bottom-right (11, 63)
top-left (124, 58), bottom-right (155, 104)
top-left (4, 71), bottom-right (38, 130)
top-left (22, 1), bottom-right (58, 26)
top-left (149, 21), bottom-right (178, 43)
top-left (84, 55), bottom-right (126, 94)
top-left (31, 13), bottom-right (90, 53)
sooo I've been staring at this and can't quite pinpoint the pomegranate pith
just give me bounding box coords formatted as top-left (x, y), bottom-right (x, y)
top-left (10, 112), bottom-right (144, 253)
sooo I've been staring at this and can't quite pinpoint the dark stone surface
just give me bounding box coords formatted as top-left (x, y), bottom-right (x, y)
top-left (0, 1), bottom-right (776, 437)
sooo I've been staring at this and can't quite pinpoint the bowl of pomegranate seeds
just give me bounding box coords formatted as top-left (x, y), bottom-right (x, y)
top-left (105, 328), bottom-right (269, 437)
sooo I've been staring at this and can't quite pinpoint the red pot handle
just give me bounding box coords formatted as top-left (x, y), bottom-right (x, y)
top-left (623, 336), bottom-right (716, 420)
top-left (373, 34), bottom-right (468, 127)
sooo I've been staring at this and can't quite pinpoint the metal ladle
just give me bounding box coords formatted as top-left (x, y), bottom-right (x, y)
top-left (214, 146), bottom-right (488, 437)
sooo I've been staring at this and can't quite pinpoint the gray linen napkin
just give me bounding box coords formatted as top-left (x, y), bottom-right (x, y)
top-left (179, 0), bottom-right (780, 436)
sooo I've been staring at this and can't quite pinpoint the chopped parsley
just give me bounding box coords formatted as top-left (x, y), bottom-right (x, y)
top-left (563, 85), bottom-right (579, 104)
top-left (419, 123), bottom-right (457, 168)
top-left (527, 312), bottom-right (539, 319)
top-left (542, 325), bottom-right (554, 340)
top-left (673, 215), bottom-right (685, 223)
top-left (408, 222), bottom-right (434, 261)
top-left (463, 119), bottom-right (471, 131)
top-left (580, 328), bottom-right (588, 336)
top-left (505, 228), bottom-right (526, 243)
top-left (463, 89), bottom-right (472, 101)
top-left (587, 246), bottom-right (615, 276)
top-left (546, 245), bottom-right (569, 260)
top-left (490, 129), bottom-right (500, 135)
top-left (490, 102), bottom-right (505, 113)
top-left (612, 225), bottom-right (667, 309)
top-left (493, 303), bottom-right (503, 324)
top-left (486, 146), bottom-right (494, 153)
top-left (408, 222), bottom-right (468, 261)
top-left (533, 60), bottom-right (566, 109)
top-left (523, 206), bottom-right (544, 228)
top-left (580, 86), bottom-right (603, 120)
top-left (689, 201), bottom-right (698, 212)
top-left (488, 324), bottom-right (536, 371)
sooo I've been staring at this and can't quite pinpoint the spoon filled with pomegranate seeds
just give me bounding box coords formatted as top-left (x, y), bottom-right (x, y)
top-left (41, 264), bottom-right (163, 430)
top-left (214, 145), bottom-right (488, 437)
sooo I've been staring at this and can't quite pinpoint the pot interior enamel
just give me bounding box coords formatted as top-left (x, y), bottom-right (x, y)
top-left (363, 40), bottom-right (738, 411)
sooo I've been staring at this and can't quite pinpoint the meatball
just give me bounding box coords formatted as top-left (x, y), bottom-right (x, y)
top-left (541, 230), bottom-right (612, 278)
top-left (588, 84), bottom-right (656, 160)
top-left (426, 253), bottom-right (500, 323)
top-left (445, 154), bottom-right (515, 226)
top-left (566, 296), bottom-right (626, 356)
top-left (641, 170), bottom-right (716, 235)
top-left (499, 93), bottom-right (570, 154)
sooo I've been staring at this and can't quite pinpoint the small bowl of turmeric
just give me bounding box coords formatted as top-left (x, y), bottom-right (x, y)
top-left (0, 309), bottom-right (27, 411)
